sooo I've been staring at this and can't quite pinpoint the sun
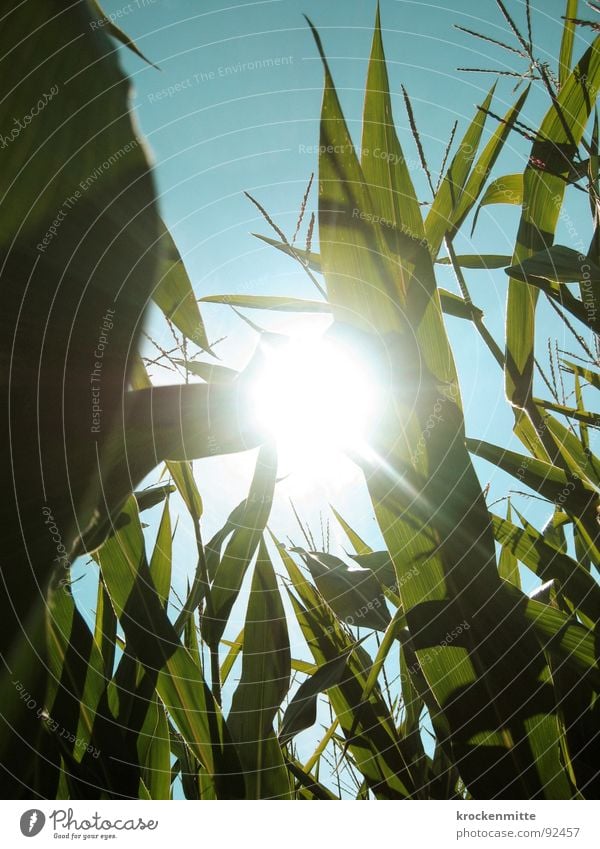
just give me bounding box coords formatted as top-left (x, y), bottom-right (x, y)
top-left (249, 329), bottom-right (381, 483)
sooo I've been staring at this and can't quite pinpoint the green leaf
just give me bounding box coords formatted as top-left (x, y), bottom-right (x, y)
top-left (454, 90), bottom-right (529, 238)
top-left (287, 590), bottom-right (416, 798)
top-left (541, 410), bottom-right (600, 489)
top-left (503, 583), bottom-right (600, 691)
top-left (284, 756), bottom-right (338, 799)
top-left (497, 502), bottom-right (521, 589)
top-left (129, 355), bottom-right (205, 520)
top-left (424, 84), bottom-right (496, 257)
top-left (97, 496), bottom-right (245, 796)
top-left (562, 360), bottom-right (600, 391)
top-left (89, 1), bottom-right (158, 69)
top-left (199, 294), bottom-right (331, 313)
top-left (149, 498), bottom-right (172, 610)
top-left (330, 506), bottom-right (373, 555)
top-left (153, 219), bottom-right (211, 352)
top-left (221, 629), bottom-right (244, 685)
top-left (471, 174), bottom-right (523, 235)
top-left (559, 0), bottom-right (580, 88)
top-left (254, 232), bottom-right (321, 271)
top-left (94, 575), bottom-right (117, 683)
top-left (505, 35), bottom-right (600, 406)
top-left (134, 484), bottom-right (176, 513)
top-left (311, 15), bottom-right (577, 799)
top-left (202, 444), bottom-right (277, 648)
top-left (466, 437), bottom-right (595, 509)
top-left (138, 695), bottom-right (171, 800)
top-left (506, 245), bottom-right (600, 285)
top-left (273, 534), bottom-right (415, 798)
top-left (361, 4), bottom-right (425, 252)
top-left (535, 398), bottom-right (600, 429)
top-left (438, 289), bottom-right (484, 320)
top-left (121, 361), bottom-right (266, 488)
top-left (228, 541), bottom-right (291, 799)
top-left (491, 513), bottom-right (600, 623)
top-left (46, 582), bottom-right (107, 763)
top-left (307, 15), bottom-right (420, 332)
top-left (279, 650), bottom-right (352, 745)
top-left (436, 254), bottom-right (512, 269)
top-left (293, 549), bottom-right (391, 632)
top-left (349, 551), bottom-right (397, 593)
top-left (255, 236), bottom-right (483, 321)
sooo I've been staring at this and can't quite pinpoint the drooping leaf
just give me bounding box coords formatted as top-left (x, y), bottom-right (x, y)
top-left (279, 650), bottom-right (353, 745)
top-left (134, 484), bottom-right (176, 512)
top-left (471, 174), bottom-right (523, 234)
top-left (349, 551), bottom-right (397, 593)
top-left (506, 245), bottom-right (600, 285)
top-left (467, 437), bottom-right (595, 510)
top-left (562, 360), bottom-right (600, 391)
top-left (292, 549), bottom-right (391, 632)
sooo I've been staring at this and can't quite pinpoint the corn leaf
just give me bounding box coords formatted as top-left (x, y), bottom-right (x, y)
top-left (559, 0), bottom-right (580, 88)
top-left (149, 498), bottom-right (172, 610)
top-left (279, 650), bottom-right (353, 745)
top-left (201, 444), bottom-right (277, 648)
top-left (228, 541), bottom-right (291, 798)
top-left (491, 513), bottom-right (600, 623)
top-left (97, 495), bottom-right (245, 796)
top-left (292, 549), bottom-right (391, 632)
top-left (471, 174), bottom-right (523, 234)
top-left (424, 85), bottom-right (496, 257)
top-left (154, 219), bottom-right (211, 352)
top-left (505, 35), bottom-right (600, 406)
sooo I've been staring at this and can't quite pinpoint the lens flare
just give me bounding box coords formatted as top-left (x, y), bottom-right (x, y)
top-left (250, 332), bottom-right (381, 484)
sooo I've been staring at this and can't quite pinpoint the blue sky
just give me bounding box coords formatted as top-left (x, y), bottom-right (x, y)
top-left (77, 0), bottom-right (599, 790)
